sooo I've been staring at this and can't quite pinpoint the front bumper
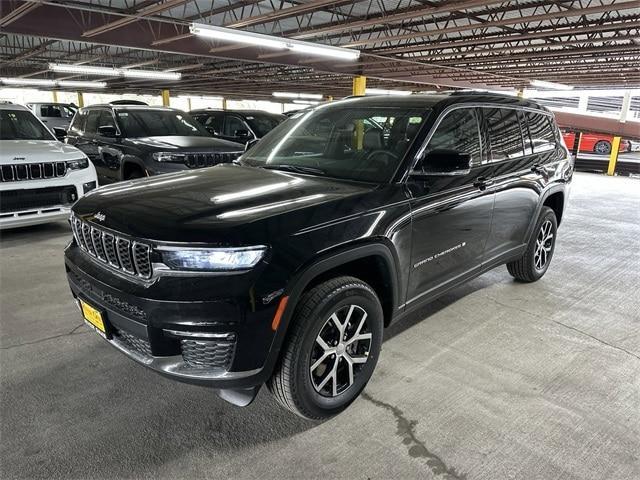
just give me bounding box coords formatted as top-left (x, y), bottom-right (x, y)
top-left (65, 244), bottom-right (280, 396)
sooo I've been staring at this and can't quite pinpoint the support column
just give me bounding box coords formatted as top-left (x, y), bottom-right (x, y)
top-left (77, 92), bottom-right (84, 108)
top-left (516, 88), bottom-right (524, 99)
top-left (571, 131), bottom-right (582, 162)
top-left (353, 76), bottom-right (366, 149)
top-left (607, 136), bottom-right (621, 176)
top-left (186, 97), bottom-right (192, 111)
top-left (52, 90), bottom-right (58, 102)
top-left (161, 89), bottom-right (170, 107)
top-left (326, 95), bottom-right (333, 102)
top-left (222, 98), bottom-right (227, 110)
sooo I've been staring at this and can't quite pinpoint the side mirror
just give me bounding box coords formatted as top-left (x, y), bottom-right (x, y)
top-left (411, 149), bottom-right (472, 177)
top-left (52, 127), bottom-right (67, 141)
top-left (97, 125), bottom-right (118, 138)
top-left (234, 129), bottom-right (251, 139)
top-left (206, 126), bottom-right (219, 136)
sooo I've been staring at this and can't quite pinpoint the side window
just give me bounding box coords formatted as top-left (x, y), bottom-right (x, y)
top-left (224, 115), bottom-right (246, 136)
top-left (97, 110), bottom-right (116, 129)
top-left (484, 107), bottom-right (525, 161)
top-left (69, 110), bottom-right (86, 135)
top-left (424, 108), bottom-right (482, 166)
top-left (200, 113), bottom-right (223, 133)
top-left (524, 112), bottom-right (556, 153)
top-left (40, 105), bottom-right (63, 118)
top-left (85, 110), bottom-right (101, 134)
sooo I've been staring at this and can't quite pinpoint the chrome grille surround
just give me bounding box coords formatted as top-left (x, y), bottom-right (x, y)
top-left (71, 215), bottom-right (152, 279)
top-left (1, 162), bottom-right (67, 182)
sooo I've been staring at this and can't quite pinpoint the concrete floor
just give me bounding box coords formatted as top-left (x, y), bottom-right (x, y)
top-left (1, 172), bottom-right (638, 480)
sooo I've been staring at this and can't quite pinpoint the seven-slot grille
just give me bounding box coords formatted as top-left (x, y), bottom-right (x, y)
top-left (184, 152), bottom-right (242, 169)
top-left (71, 215), bottom-right (152, 279)
top-left (1, 162), bottom-right (67, 182)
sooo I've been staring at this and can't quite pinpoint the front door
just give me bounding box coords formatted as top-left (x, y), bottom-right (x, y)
top-left (406, 107), bottom-right (495, 308)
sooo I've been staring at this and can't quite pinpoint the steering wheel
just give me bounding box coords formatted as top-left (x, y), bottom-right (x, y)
top-left (352, 149), bottom-right (400, 177)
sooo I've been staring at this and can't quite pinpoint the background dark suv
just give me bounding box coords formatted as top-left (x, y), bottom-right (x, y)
top-left (66, 105), bottom-right (243, 184)
top-left (65, 93), bottom-right (572, 420)
top-left (190, 109), bottom-right (285, 145)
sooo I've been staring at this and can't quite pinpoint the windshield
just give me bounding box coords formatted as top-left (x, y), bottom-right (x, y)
top-left (115, 109), bottom-right (211, 138)
top-left (244, 113), bottom-right (284, 137)
top-left (0, 110), bottom-right (55, 141)
top-left (241, 104), bottom-right (429, 183)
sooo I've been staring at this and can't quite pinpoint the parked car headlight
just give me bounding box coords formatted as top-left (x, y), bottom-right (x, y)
top-left (153, 152), bottom-right (186, 163)
top-left (160, 246), bottom-right (267, 271)
top-left (66, 157), bottom-right (89, 169)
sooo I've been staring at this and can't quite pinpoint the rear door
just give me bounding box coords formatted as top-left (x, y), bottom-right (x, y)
top-left (481, 107), bottom-right (541, 263)
top-left (94, 110), bottom-right (123, 184)
top-left (406, 107), bottom-right (495, 308)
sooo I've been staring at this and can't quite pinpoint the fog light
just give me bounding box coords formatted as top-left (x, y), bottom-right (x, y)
top-left (83, 181), bottom-right (97, 193)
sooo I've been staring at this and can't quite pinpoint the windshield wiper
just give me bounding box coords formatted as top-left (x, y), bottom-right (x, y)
top-left (262, 164), bottom-right (326, 175)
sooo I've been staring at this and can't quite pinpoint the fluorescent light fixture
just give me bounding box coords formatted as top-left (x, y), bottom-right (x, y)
top-left (530, 80), bottom-right (574, 90)
top-left (190, 23), bottom-right (359, 61)
top-left (0, 77), bottom-right (105, 88)
top-left (121, 69), bottom-right (181, 80)
top-left (49, 63), bottom-right (120, 76)
top-left (49, 63), bottom-right (181, 81)
top-left (273, 92), bottom-right (323, 100)
top-left (58, 80), bottom-right (106, 88)
top-left (1, 77), bottom-right (56, 87)
top-left (365, 88), bottom-right (412, 96)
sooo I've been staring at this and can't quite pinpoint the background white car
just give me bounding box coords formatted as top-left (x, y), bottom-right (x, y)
top-left (1, 103), bottom-right (97, 229)
top-left (26, 102), bottom-right (78, 131)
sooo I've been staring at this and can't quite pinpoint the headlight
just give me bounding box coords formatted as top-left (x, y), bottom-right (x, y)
top-left (153, 152), bottom-right (186, 163)
top-left (66, 157), bottom-right (89, 169)
top-left (160, 246), bottom-right (267, 271)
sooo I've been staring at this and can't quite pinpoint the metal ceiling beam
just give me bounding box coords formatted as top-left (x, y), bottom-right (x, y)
top-left (0, 1), bottom-right (40, 27)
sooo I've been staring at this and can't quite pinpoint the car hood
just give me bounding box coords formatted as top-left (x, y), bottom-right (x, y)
top-left (0, 140), bottom-right (86, 163)
top-left (124, 135), bottom-right (243, 151)
top-left (73, 164), bottom-right (374, 243)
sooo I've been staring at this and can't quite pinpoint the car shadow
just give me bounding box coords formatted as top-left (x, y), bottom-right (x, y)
top-left (0, 221), bottom-right (70, 245)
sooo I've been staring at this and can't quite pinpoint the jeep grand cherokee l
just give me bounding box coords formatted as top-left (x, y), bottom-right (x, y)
top-left (1, 103), bottom-right (97, 229)
top-left (65, 93), bottom-right (572, 419)
top-left (65, 105), bottom-right (243, 184)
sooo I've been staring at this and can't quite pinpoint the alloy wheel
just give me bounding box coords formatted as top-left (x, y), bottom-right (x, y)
top-left (534, 219), bottom-right (554, 270)
top-left (310, 304), bottom-right (372, 397)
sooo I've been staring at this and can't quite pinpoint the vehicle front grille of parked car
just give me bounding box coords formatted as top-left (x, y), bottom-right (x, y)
top-left (71, 215), bottom-right (152, 279)
top-left (0, 186), bottom-right (77, 214)
top-left (184, 151), bottom-right (243, 169)
top-left (114, 328), bottom-right (153, 358)
top-left (180, 335), bottom-right (236, 370)
top-left (1, 162), bottom-right (67, 182)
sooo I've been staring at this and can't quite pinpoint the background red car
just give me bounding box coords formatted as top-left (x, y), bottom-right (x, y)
top-left (562, 131), bottom-right (631, 154)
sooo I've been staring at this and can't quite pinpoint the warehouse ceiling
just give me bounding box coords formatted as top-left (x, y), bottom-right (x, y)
top-left (1, 0), bottom-right (639, 99)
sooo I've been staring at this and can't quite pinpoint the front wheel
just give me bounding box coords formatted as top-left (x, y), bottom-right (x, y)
top-left (267, 276), bottom-right (383, 420)
top-left (507, 206), bottom-right (558, 282)
top-left (594, 140), bottom-right (611, 154)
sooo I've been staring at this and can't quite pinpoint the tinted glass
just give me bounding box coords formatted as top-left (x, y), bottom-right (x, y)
top-left (193, 112), bottom-right (223, 133)
top-left (115, 109), bottom-right (210, 137)
top-left (244, 113), bottom-right (283, 137)
top-left (224, 115), bottom-right (246, 137)
top-left (85, 110), bottom-right (101, 134)
top-left (0, 110), bottom-right (55, 140)
top-left (97, 110), bottom-right (116, 129)
top-left (424, 108), bottom-right (481, 165)
top-left (69, 110), bottom-right (86, 135)
top-left (484, 107), bottom-right (525, 161)
top-left (524, 112), bottom-right (556, 153)
top-left (242, 105), bottom-right (428, 183)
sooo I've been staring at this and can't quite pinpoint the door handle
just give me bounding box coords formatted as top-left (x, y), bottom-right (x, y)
top-left (473, 177), bottom-right (494, 190)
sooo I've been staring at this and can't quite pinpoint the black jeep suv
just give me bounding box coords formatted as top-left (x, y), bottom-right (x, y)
top-left (190, 109), bottom-right (285, 145)
top-left (65, 93), bottom-right (572, 419)
top-left (65, 105), bottom-right (243, 184)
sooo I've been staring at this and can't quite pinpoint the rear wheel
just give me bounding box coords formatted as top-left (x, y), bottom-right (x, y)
top-left (507, 206), bottom-right (558, 282)
top-left (124, 165), bottom-right (145, 180)
top-left (594, 140), bottom-right (611, 154)
top-left (267, 276), bottom-right (383, 420)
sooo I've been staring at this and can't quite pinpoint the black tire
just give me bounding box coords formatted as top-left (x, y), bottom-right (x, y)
top-left (124, 167), bottom-right (145, 180)
top-left (507, 206), bottom-right (558, 282)
top-left (267, 276), bottom-right (383, 420)
top-left (594, 140), bottom-right (611, 155)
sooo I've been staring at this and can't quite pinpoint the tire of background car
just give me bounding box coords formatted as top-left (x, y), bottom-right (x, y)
top-left (124, 166), bottom-right (145, 180)
top-left (594, 140), bottom-right (611, 154)
top-left (267, 276), bottom-right (384, 420)
top-left (507, 206), bottom-right (558, 283)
